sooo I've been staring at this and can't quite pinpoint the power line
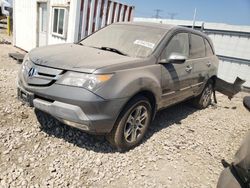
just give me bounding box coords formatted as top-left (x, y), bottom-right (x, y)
top-left (153, 9), bottom-right (163, 18)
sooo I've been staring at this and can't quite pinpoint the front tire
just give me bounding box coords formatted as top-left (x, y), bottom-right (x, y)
top-left (107, 96), bottom-right (152, 151)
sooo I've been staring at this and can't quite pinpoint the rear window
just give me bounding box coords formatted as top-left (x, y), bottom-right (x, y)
top-left (190, 34), bottom-right (206, 59)
top-left (205, 39), bottom-right (214, 56)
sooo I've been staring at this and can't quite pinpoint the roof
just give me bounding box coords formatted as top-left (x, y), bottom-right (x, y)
top-left (115, 21), bottom-right (175, 30)
top-left (115, 21), bottom-right (211, 40)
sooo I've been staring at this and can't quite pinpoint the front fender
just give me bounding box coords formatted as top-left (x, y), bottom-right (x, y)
top-left (94, 64), bottom-right (162, 103)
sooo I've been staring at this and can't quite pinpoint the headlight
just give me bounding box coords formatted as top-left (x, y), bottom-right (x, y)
top-left (57, 72), bottom-right (113, 91)
top-left (23, 54), bottom-right (29, 63)
top-left (21, 54), bottom-right (31, 73)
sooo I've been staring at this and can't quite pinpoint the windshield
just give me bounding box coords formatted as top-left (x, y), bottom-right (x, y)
top-left (80, 24), bottom-right (167, 58)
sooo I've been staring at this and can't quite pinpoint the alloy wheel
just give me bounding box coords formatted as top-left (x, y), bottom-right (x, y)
top-left (123, 105), bottom-right (149, 143)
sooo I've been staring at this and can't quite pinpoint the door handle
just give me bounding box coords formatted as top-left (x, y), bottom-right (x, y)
top-left (185, 66), bottom-right (192, 72)
top-left (207, 62), bottom-right (212, 67)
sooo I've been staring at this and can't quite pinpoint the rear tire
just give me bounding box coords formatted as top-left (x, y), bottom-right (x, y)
top-left (106, 96), bottom-right (152, 151)
top-left (192, 82), bottom-right (213, 109)
top-left (243, 96), bottom-right (250, 111)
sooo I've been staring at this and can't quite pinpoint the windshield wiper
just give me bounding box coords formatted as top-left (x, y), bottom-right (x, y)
top-left (100, 46), bottom-right (128, 56)
top-left (78, 45), bottom-right (128, 56)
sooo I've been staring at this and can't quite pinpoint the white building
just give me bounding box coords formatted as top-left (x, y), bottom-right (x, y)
top-left (135, 18), bottom-right (250, 89)
top-left (13, 0), bottom-right (134, 51)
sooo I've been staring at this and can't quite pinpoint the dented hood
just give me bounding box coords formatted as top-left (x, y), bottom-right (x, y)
top-left (29, 44), bottom-right (139, 73)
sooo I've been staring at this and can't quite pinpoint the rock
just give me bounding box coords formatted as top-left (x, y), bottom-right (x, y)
top-left (95, 158), bottom-right (102, 166)
top-left (21, 112), bottom-right (29, 119)
top-left (2, 150), bottom-right (10, 155)
top-left (18, 157), bottom-right (23, 163)
top-left (49, 166), bottom-right (56, 173)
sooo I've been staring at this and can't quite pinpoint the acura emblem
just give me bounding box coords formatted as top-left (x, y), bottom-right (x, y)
top-left (28, 67), bottom-right (37, 77)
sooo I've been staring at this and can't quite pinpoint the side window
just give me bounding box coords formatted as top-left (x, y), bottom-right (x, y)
top-left (52, 7), bottom-right (67, 38)
top-left (161, 33), bottom-right (189, 60)
top-left (205, 39), bottom-right (214, 56)
top-left (190, 34), bottom-right (206, 59)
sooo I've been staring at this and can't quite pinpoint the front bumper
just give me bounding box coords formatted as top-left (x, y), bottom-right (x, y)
top-left (17, 82), bottom-right (128, 134)
top-left (33, 98), bottom-right (91, 131)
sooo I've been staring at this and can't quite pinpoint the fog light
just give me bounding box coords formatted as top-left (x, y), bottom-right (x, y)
top-left (62, 120), bottom-right (89, 131)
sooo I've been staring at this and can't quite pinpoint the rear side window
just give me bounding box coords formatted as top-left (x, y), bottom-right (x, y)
top-left (205, 39), bottom-right (214, 56)
top-left (190, 34), bottom-right (206, 59)
top-left (161, 33), bottom-right (189, 60)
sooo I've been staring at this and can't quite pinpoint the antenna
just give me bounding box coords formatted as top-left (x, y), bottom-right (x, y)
top-left (153, 9), bottom-right (163, 18)
top-left (192, 8), bottom-right (197, 29)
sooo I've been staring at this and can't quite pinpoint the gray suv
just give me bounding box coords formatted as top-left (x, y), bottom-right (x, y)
top-left (17, 22), bottom-right (219, 151)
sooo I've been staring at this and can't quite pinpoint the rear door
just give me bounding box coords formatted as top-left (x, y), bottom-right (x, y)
top-left (160, 32), bottom-right (194, 106)
top-left (189, 33), bottom-right (208, 94)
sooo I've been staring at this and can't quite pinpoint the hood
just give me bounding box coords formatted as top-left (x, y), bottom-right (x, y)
top-left (29, 44), bottom-right (139, 73)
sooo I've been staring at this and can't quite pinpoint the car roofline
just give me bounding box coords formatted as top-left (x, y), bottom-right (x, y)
top-left (113, 21), bottom-right (176, 31)
top-left (114, 22), bottom-right (212, 41)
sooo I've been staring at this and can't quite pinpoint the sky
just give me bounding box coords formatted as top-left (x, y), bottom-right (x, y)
top-left (122, 0), bottom-right (250, 26)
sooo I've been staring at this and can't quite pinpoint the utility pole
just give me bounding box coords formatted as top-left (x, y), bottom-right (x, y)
top-left (192, 8), bottom-right (197, 29)
top-left (153, 9), bottom-right (163, 18)
top-left (168, 12), bottom-right (178, 20)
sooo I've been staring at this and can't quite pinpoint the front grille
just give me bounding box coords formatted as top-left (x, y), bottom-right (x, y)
top-left (23, 60), bottom-right (65, 87)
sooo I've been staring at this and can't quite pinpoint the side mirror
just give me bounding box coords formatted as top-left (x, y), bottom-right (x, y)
top-left (159, 53), bottom-right (187, 64)
top-left (168, 53), bottom-right (187, 64)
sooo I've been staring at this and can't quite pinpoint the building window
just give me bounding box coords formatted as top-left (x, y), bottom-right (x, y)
top-left (52, 7), bottom-right (67, 38)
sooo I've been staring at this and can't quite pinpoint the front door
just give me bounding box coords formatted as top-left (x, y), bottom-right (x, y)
top-left (38, 2), bottom-right (48, 47)
top-left (160, 32), bottom-right (194, 107)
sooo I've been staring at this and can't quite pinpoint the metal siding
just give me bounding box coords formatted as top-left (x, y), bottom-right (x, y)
top-left (218, 60), bottom-right (250, 88)
top-left (208, 33), bottom-right (250, 60)
top-left (94, 0), bottom-right (102, 31)
top-left (124, 5), bottom-right (129, 21)
top-left (119, 5), bottom-right (124, 22)
top-left (87, 0), bottom-right (95, 35)
top-left (81, 0), bottom-right (89, 38)
top-left (14, 0), bottom-right (37, 51)
top-left (78, 0), bottom-right (134, 38)
top-left (67, 0), bottom-right (81, 42)
top-left (101, 0), bottom-right (108, 27)
top-left (107, 1), bottom-right (113, 24)
top-left (113, 2), bottom-right (119, 23)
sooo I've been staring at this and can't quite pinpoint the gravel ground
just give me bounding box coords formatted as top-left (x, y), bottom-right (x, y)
top-left (0, 31), bottom-right (249, 188)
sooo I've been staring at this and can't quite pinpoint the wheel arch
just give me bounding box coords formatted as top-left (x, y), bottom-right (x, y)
top-left (113, 90), bottom-right (158, 131)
